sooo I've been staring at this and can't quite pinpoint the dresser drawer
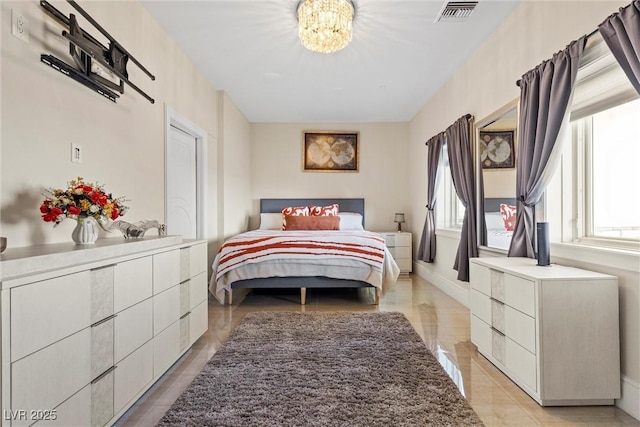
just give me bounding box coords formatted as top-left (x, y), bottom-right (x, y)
top-left (153, 285), bottom-right (181, 334)
top-left (395, 258), bottom-right (412, 273)
top-left (115, 299), bottom-right (153, 363)
top-left (153, 250), bottom-right (181, 294)
top-left (11, 271), bottom-right (91, 362)
top-left (505, 274), bottom-right (535, 317)
top-left (189, 272), bottom-right (208, 310)
top-left (114, 340), bottom-right (153, 415)
top-left (190, 300), bottom-right (209, 345)
top-left (189, 243), bottom-right (208, 277)
top-left (32, 386), bottom-right (91, 427)
top-left (153, 321), bottom-right (181, 377)
top-left (470, 262), bottom-right (491, 296)
top-left (11, 328), bottom-right (91, 422)
top-left (114, 256), bottom-right (153, 313)
top-left (380, 233), bottom-right (410, 246)
top-left (470, 289), bottom-right (491, 324)
top-left (388, 246), bottom-right (411, 259)
top-left (506, 338), bottom-right (537, 391)
top-left (470, 315), bottom-right (491, 354)
top-left (505, 306), bottom-right (536, 354)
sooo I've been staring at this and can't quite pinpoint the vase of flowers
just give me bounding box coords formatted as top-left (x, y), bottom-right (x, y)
top-left (71, 216), bottom-right (100, 244)
top-left (40, 177), bottom-right (128, 244)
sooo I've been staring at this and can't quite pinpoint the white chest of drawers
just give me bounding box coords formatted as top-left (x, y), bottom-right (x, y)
top-left (0, 237), bottom-right (208, 426)
top-left (378, 232), bottom-right (412, 273)
top-left (469, 257), bottom-right (620, 406)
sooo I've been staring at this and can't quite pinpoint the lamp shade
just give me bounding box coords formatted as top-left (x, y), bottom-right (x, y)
top-left (394, 213), bottom-right (406, 223)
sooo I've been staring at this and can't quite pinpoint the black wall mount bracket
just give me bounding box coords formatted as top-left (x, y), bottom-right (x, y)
top-left (40, 0), bottom-right (155, 104)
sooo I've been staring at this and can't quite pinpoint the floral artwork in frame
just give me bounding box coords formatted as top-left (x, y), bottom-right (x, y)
top-left (303, 131), bottom-right (359, 172)
top-left (478, 130), bottom-right (515, 169)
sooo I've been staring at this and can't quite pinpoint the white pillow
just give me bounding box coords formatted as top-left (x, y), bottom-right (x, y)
top-left (485, 212), bottom-right (505, 230)
top-left (259, 213), bottom-right (283, 230)
top-left (338, 212), bottom-right (364, 230)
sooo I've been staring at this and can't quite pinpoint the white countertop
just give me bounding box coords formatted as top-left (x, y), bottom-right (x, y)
top-left (0, 235), bottom-right (184, 282)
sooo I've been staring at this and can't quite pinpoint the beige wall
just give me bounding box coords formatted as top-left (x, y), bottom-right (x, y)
top-left (219, 91), bottom-right (252, 239)
top-left (0, 1), bottom-right (226, 248)
top-left (408, 0), bottom-right (638, 417)
top-left (250, 122), bottom-right (410, 232)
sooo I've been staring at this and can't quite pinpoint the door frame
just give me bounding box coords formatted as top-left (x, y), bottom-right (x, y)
top-left (165, 106), bottom-right (207, 239)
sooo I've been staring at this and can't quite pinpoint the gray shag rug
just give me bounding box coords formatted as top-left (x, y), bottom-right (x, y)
top-left (157, 311), bottom-right (484, 426)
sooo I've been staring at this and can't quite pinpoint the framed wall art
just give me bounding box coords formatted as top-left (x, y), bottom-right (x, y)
top-left (478, 130), bottom-right (515, 169)
top-left (303, 131), bottom-right (359, 172)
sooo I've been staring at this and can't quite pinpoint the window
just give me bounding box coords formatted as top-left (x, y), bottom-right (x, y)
top-left (437, 144), bottom-right (466, 230)
top-left (566, 34), bottom-right (640, 249)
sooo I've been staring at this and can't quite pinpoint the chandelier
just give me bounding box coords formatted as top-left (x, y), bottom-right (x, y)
top-left (297, 0), bottom-right (355, 54)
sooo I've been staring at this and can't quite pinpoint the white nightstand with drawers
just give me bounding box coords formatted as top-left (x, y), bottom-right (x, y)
top-left (378, 232), bottom-right (412, 273)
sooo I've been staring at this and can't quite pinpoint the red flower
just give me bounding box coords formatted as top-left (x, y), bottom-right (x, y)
top-left (43, 212), bottom-right (57, 222)
top-left (40, 203), bottom-right (50, 214)
top-left (68, 206), bottom-right (81, 215)
top-left (110, 208), bottom-right (119, 220)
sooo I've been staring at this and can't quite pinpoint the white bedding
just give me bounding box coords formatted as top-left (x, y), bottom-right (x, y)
top-left (209, 230), bottom-right (400, 303)
top-left (485, 211), bottom-right (512, 250)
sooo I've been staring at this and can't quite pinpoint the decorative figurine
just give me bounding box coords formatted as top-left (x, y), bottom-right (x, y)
top-left (110, 220), bottom-right (166, 239)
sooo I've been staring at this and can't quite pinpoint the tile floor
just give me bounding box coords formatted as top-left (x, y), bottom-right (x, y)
top-left (116, 275), bottom-right (639, 427)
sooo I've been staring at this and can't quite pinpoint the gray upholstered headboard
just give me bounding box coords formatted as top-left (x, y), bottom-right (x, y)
top-left (484, 197), bottom-right (517, 212)
top-left (260, 198), bottom-right (365, 226)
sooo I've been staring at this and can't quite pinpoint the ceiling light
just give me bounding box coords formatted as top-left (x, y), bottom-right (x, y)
top-left (297, 0), bottom-right (354, 54)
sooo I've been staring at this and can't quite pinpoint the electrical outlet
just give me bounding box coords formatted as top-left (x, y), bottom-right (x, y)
top-left (11, 10), bottom-right (29, 43)
top-left (71, 143), bottom-right (82, 163)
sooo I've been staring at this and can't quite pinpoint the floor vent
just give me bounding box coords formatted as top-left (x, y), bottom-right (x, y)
top-left (435, 1), bottom-right (478, 22)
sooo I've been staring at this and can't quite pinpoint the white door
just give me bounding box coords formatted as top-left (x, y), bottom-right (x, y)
top-left (166, 125), bottom-right (198, 239)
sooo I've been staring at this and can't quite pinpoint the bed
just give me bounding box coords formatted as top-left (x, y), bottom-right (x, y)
top-left (483, 198), bottom-right (517, 250)
top-left (208, 198), bottom-right (400, 305)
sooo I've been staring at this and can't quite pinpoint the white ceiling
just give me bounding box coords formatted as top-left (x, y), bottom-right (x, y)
top-left (140, 0), bottom-right (522, 123)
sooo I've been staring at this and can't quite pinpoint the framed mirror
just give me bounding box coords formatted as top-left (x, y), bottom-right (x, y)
top-left (474, 98), bottom-right (519, 251)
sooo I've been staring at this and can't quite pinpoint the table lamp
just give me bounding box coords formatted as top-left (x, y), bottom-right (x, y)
top-left (394, 213), bottom-right (405, 232)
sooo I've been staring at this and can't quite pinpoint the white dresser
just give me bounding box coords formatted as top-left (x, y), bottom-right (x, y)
top-left (378, 232), bottom-right (412, 273)
top-left (469, 257), bottom-right (620, 406)
top-left (0, 236), bottom-right (208, 426)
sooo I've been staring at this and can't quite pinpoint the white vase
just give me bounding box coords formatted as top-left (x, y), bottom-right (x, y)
top-left (72, 216), bottom-right (99, 245)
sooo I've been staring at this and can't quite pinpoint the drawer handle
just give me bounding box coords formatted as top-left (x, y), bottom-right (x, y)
top-left (91, 264), bottom-right (116, 271)
top-left (91, 365), bottom-right (117, 384)
top-left (180, 311), bottom-right (191, 320)
top-left (489, 297), bottom-right (504, 304)
top-left (490, 326), bottom-right (505, 337)
top-left (91, 314), bottom-right (117, 328)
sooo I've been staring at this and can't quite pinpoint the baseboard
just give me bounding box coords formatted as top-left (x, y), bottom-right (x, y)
top-left (618, 375), bottom-right (640, 420)
top-left (413, 261), bottom-right (469, 307)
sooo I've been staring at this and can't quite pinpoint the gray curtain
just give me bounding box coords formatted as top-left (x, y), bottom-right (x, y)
top-left (446, 114), bottom-right (477, 282)
top-left (508, 38), bottom-right (586, 258)
top-left (598, 0), bottom-right (640, 94)
top-left (417, 133), bottom-right (445, 263)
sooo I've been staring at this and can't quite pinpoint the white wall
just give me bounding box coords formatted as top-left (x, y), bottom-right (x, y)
top-left (250, 122), bottom-right (410, 232)
top-left (408, 0), bottom-right (638, 418)
top-left (0, 0), bottom-right (221, 247)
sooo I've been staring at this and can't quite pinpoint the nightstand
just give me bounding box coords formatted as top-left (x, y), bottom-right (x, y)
top-left (378, 232), bottom-right (412, 273)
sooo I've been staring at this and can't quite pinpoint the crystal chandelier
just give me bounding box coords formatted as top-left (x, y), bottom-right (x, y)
top-left (297, 0), bottom-right (354, 54)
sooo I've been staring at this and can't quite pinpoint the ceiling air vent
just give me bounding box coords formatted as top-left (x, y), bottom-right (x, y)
top-left (435, 1), bottom-right (478, 23)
